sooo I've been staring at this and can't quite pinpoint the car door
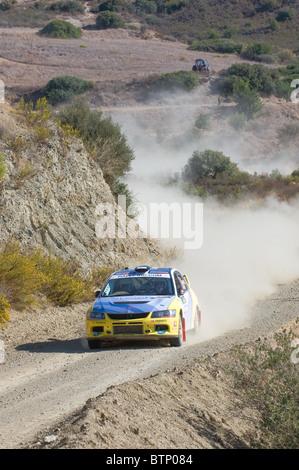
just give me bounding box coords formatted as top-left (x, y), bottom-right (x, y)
top-left (174, 271), bottom-right (193, 330)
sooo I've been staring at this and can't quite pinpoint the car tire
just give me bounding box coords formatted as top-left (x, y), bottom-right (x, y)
top-left (169, 315), bottom-right (184, 347)
top-left (88, 339), bottom-right (104, 349)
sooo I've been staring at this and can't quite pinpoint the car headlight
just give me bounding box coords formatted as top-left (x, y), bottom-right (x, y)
top-left (151, 309), bottom-right (176, 318)
top-left (87, 311), bottom-right (105, 320)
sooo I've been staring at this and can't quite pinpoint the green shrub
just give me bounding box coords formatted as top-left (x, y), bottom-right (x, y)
top-left (44, 76), bottom-right (91, 105)
top-left (195, 113), bottom-right (211, 131)
top-left (274, 79), bottom-right (293, 99)
top-left (269, 17), bottom-right (279, 31)
top-left (134, 0), bottom-right (157, 15)
top-left (57, 98), bottom-right (134, 185)
top-left (242, 42), bottom-right (273, 60)
top-left (98, 0), bottom-right (121, 12)
top-left (234, 87), bottom-right (263, 119)
top-left (39, 19), bottom-right (82, 38)
top-left (276, 7), bottom-right (296, 22)
top-left (229, 112), bottom-right (247, 131)
top-left (182, 149), bottom-right (238, 185)
top-left (0, 1), bottom-right (11, 10)
top-left (48, 0), bottom-right (85, 13)
top-left (180, 149), bottom-right (299, 203)
top-left (96, 11), bottom-right (126, 29)
top-left (188, 39), bottom-right (243, 54)
top-left (164, 0), bottom-right (188, 14)
top-left (257, 0), bottom-right (280, 12)
top-left (214, 63), bottom-right (289, 100)
top-left (155, 70), bottom-right (199, 91)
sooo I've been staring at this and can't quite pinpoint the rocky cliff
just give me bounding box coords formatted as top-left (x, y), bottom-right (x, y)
top-left (0, 103), bottom-right (161, 272)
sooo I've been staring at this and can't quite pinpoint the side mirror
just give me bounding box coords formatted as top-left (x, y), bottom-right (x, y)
top-left (95, 290), bottom-right (101, 298)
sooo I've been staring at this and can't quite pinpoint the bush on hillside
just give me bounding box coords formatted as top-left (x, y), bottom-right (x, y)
top-left (133, 0), bottom-right (157, 15)
top-left (48, 0), bottom-right (84, 13)
top-left (214, 62), bottom-right (295, 102)
top-left (44, 76), bottom-right (92, 105)
top-left (188, 39), bottom-right (243, 54)
top-left (182, 150), bottom-right (238, 185)
top-left (96, 11), bottom-right (126, 29)
top-left (39, 19), bottom-right (82, 38)
top-left (57, 98), bottom-right (134, 196)
top-left (154, 70), bottom-right (199, 91)
top-left (234, 87), bottom-right (263, 118)
top-left (98, 0), bottom-right (121, 12)
top-left (241, 42), bottom-right (273, 60)
top-left (180, 149), bottom-right (299, 202)
top-left (276, 7), bottom-right (296, 22)
top-left (0, 241), bottom-right (92, 310)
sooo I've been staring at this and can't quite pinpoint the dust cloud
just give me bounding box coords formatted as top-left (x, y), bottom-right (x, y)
top-left (109, 95), bottom-right (299, 341)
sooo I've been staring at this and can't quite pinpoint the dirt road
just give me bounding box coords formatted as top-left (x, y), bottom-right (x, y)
top-left (1, 278), bottom-right (298, 449)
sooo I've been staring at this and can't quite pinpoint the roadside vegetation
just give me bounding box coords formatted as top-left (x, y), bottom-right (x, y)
top-left (152, 70), bottom-right (200, 91)
top-left (213, 62), bottom-right (297, 104)
top-left (178, 149), bottom-right (299, 202)
top-left (12, 95), bottom-right (135, 207)
top-left (0, 241), bottom-right (90, 328)
top-left (0, 240), bottom-right (118, 328)
top-left (227, 325), bottom-right (299, 448)
top-left (57, 98), bottom-right (135, 207)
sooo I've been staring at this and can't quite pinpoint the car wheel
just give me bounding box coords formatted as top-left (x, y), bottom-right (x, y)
top-left (88, 339), bottom-right (104, 349)
top-left (169, 315), bottom-right (184, 347)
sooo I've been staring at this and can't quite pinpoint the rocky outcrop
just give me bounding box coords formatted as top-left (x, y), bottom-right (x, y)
top-left (0, 104), bottom-right (161, 271)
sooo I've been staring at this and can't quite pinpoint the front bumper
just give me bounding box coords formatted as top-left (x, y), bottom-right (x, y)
top-left (86, 315), bottom-right (180, 342)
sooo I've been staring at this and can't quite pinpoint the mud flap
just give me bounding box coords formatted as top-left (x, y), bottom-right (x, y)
top-left (198, 310), bottom-right (202, 327)
top-left (182, 317), bottom-right (186, 342)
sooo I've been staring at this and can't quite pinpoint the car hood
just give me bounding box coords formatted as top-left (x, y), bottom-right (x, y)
top-left (93, 295), bottom-right (176, 314)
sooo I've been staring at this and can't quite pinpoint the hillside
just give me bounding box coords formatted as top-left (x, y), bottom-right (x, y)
top-left (0, 102), bottom-right (160, 271)
top-left (0, 0), bottom-right (299, 50)
top-left (144, 0), bottom-right (299, 48)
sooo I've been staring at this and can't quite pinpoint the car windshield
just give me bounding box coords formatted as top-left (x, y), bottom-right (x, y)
top-left (101, 276), bottom-right (174, 297)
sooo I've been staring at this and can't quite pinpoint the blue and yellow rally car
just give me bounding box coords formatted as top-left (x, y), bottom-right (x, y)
top-left (86, 265), bottom-right (201, 348)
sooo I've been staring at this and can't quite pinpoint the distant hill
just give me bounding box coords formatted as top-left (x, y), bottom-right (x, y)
top-left (130, 0), bottom-right (299, 50)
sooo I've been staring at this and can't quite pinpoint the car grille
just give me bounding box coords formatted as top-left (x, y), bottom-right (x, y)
top-left (107, 312), bottom-right (150, 320)
top-left (113, 325), bottom-right (143, 335)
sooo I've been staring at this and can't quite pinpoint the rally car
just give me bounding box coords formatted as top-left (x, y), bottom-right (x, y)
top-left (86, 265), bottom-right (201, 349)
